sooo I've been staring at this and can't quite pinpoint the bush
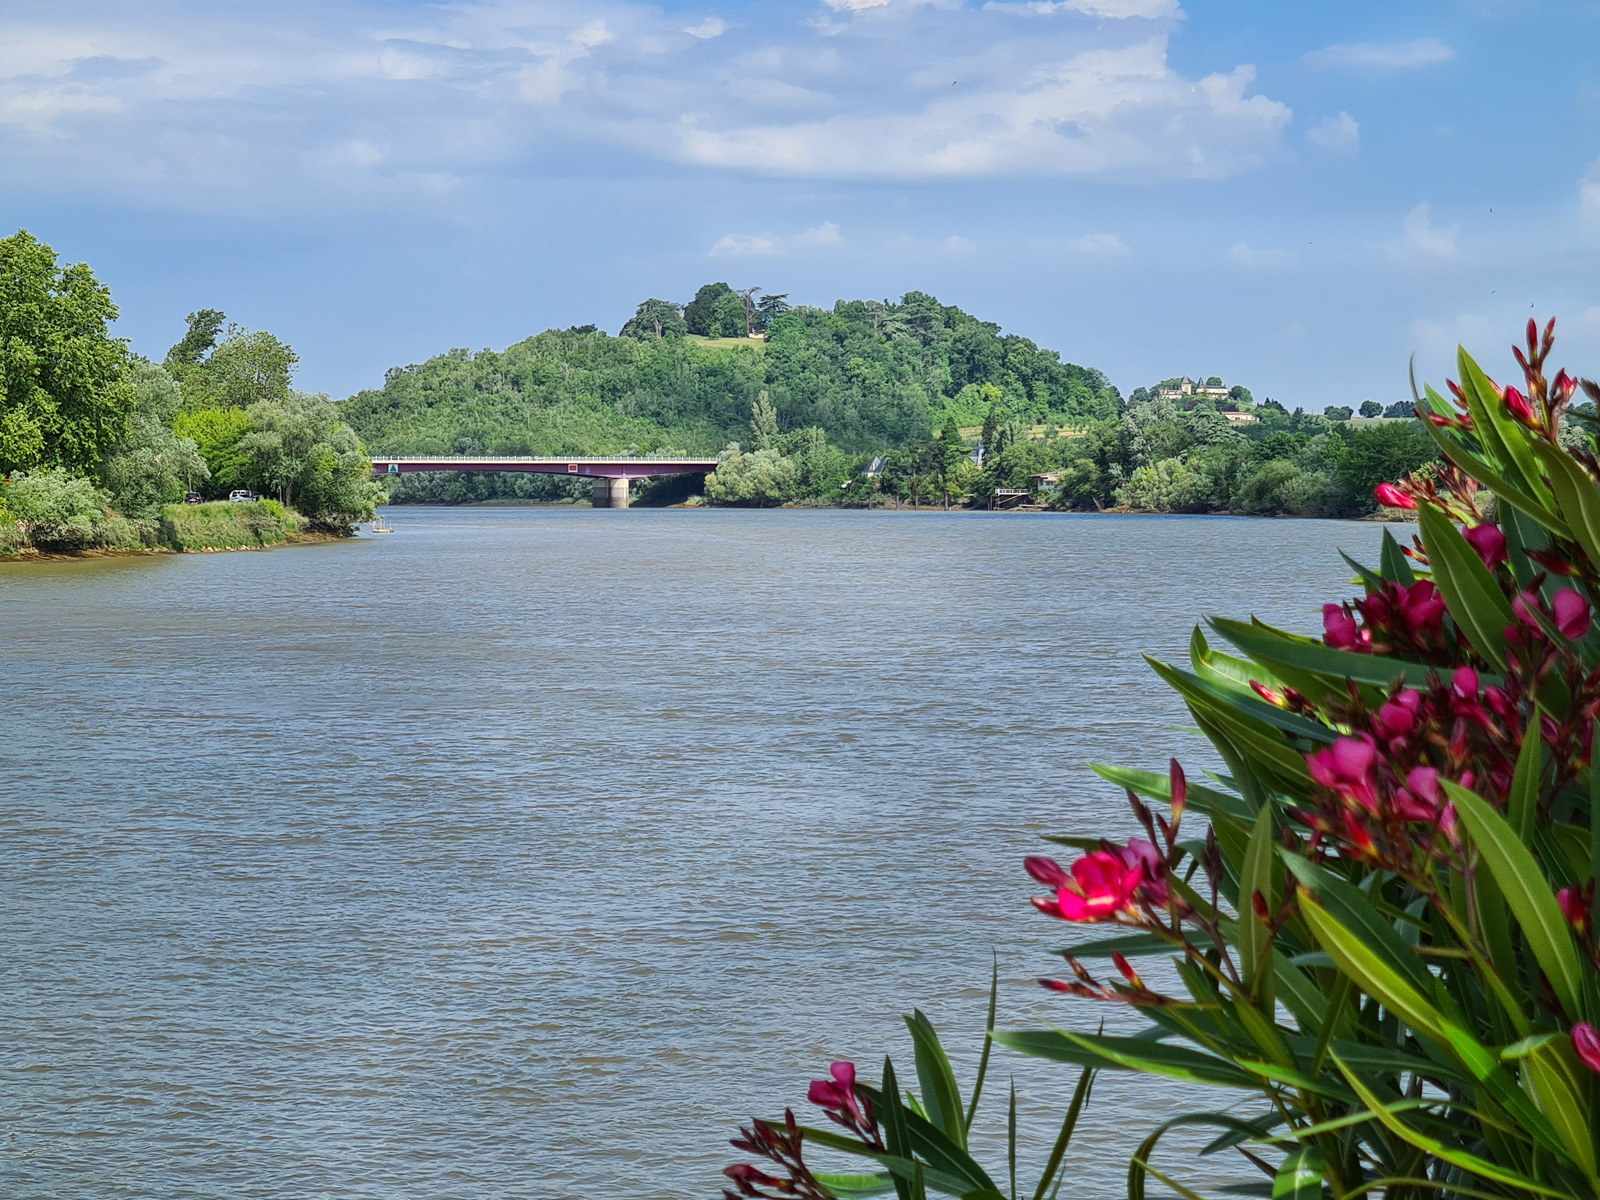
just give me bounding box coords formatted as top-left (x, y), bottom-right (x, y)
top-left (6, 467), bottom-right (109, 549)
top-left (721, 321), bottom-right (1600, 1200)
top-left (160, 500), bottom-right (293, 550)
top-left (1116, 456), bottom-right (1216, 512)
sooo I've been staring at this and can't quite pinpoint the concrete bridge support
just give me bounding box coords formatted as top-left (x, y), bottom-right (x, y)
top-left (591, 477), bottom-right (631, 508)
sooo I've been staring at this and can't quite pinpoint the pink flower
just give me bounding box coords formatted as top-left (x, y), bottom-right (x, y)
top-left (1503, 385), bottom-right (1536, 424)
top-left (1574, 1024), bottom-right (1600, 1074)
top-left (808, 1061), bottom-right (864, 1124)
top-left (1373, 483), bottom-right (1416, 510)
top-left (1405, 766), bottom-right (1442, 804)
top-left (1557, 881), bottom-right (1593, 934)
top-left (1452, 667), bottom-right (1479, 699)
top-left (1554, 370), bottom-right (1578, 402)
top-left (1323, 604), bottom-right (1365, 650)
top-left (1553, 588), bottom-right (1591, 639)
top-left (1307, 735), bottom-right (1379, 813)
top-left (1118, 838), bottom-right (1168, 905)
top-left (1376, 690), bottom-right (1421, 738)
top-left (1463, 523), bottom-right (1508, 570)
top-left (1397, 581), bottom-right (1447, 638)
top-left (1032, 850), bottom-right (1144, 923)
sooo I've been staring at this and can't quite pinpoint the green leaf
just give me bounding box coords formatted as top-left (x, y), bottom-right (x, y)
top-left (964, 956), bottom-right (997, 1134)
top-left (1503, 1033), bottom-right (1600, 1180)
top-left (1445, 781), bottom-right (1589, 1022)
top-left (1331, 1052), bottom-right (1573, 1198)
top-left (881, 1057), bottom-right (915, 1200)
top-left (906, 1011), bottom-right (966, 1150)
top-left (1417, 504), bottom-right (1514, 672)
top-left (1280, 856), bottom-right (1437, 998)
top-left (1208, 616), bottom-right (1438, 692)
top-left (1089, 762), bottom-right (1253, 825)
top-left (1238, 804), bottom-right (1277, 1008)
top-left (990, 1030), bottom-right (1259, 1090)
top-left (1508, 711), bottom-right (1543, 845)
top-left (1530, 437), bottom-right (1600, 574)
top-left (1030, 1067), bottom-right (1094, 1200)
top-left (1271, 1147), bottom-right (1324, 1200)
top-left (1053, 931), bottom-right (1197, 959)
top-left (1380, 527), bottom-right (1414, 585)
top-left (856, 1078), bottom-right (1001, 1196)
top-left (1458, 347), bottom-right (1543, 496)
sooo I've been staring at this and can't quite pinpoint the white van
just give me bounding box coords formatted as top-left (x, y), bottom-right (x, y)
top-left (228, 490), bottom-right (260, 503)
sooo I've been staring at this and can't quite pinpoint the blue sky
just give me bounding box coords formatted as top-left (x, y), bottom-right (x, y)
top-left (2, 0), bottom-right (1598, 408)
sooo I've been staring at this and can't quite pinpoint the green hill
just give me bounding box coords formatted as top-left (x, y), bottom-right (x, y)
top-left (337, 291), bottom-right (1122, 459)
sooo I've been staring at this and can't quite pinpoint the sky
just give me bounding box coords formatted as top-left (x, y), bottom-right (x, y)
top-left (2, 0), bottom-right (1598, 408)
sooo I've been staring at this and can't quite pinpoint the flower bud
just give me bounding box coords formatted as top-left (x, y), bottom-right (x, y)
top-left (1463, 523), bottom-right (1507, 569)
top-left (1552, 587), bottom-right (1591, 639)
top-left (1503, 386), bottom-right (1536, 424)
top-left (1373, 483), bottom-right (1416, 510)
top-left (1575, 1023), bottom-right (1600, 1074)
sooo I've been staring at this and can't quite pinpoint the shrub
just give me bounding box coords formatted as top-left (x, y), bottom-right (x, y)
top-left (160, 500), bottom-right (293, 550)
top-left (721, 320), bottom-right (1600, 1200)
top-left (6, 467), bottom-right (109, 549)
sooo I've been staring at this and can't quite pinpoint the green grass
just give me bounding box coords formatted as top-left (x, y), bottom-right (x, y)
top-left (160, 500), bottom-right (295, 550)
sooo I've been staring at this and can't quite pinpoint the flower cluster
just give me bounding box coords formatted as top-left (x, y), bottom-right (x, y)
top-left (723, 1062), bottom-right (880, 1200)
top-left (1323, 578), bottom-right (1457, 662)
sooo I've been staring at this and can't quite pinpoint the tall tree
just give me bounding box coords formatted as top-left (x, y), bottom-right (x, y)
top-left (755, 293), bottom-right (790, 332)
top-left (749, 391), bottom-right (778, 450)
top-left (620, 299), bottom-right (686, 340)
top-left (164, 309), bottom-right (226, 368)
top-left (684, 282), bottom-right (737, 336)
top-left (938, 412), bottom-right (966, 471)
top-left (979, 401), bottom-right (999, 458)
top-left (0, 229), bottom-right (134, 477)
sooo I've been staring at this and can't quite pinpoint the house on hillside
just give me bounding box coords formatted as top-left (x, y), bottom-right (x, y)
top-left (1155, 377), bottom-right (1232, 403)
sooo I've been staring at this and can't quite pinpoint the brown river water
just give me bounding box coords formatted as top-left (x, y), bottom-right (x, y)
top-left (1, 507), bottom-right (1403, 1198)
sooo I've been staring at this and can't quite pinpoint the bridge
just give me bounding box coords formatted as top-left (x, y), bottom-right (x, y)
top-left (368, 455), bottom-right (720, 508)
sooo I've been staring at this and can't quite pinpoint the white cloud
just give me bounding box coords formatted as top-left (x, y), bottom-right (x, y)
top-left (710, 233), bottom-right (780, 257)
top-left (1398, 202), bottom-right (1457, 260)
top-left (1307, 111), bottom-right (1358, 152)
top-left (1582, 158), bottom-right (1600, 232)
top-left (682, 18), bottom-right (728, 39)
top-left (942, 235), bottom-right (976, 252)
top-left (674, 42), bottom-right (1290, 180)
top-left (1230, 241), bottom-right (1293, 267)
top-left (0, 0), bottom-right (1293, 217)
top-left (710, 222), bottom-right (844, 256)
top-left (1068, 232), bottom-right (1129, 255)
top-left (982, 0), bottom-right (1184, 17)
top-left (1582, 306), bottom-right (1600, 334)
top-left (1305, 38), bottom-right (1454, 69)
top-left (792, 220), bottom-right (843, 248)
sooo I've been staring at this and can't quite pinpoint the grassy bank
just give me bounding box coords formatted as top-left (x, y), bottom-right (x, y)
top-left (0, 500), bottom-right (324, 558)
top-left (160, 500), bottom-right (298, 550)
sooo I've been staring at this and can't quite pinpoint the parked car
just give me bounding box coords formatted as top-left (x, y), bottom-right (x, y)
top-left (184, 491), bottom-right (203, 504)
top-left (228, 490), bottom-right (260, 503)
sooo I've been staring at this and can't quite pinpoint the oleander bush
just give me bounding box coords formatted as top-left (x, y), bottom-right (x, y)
top-left (722, 320), bottom-right (1600, 1200)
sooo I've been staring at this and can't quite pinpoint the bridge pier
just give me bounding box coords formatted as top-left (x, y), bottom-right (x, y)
top-left (591, 477), bottom-right (631, 508)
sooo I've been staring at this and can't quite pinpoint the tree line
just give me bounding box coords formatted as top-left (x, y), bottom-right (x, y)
top-left (0, 230), bottom-right (378, 552)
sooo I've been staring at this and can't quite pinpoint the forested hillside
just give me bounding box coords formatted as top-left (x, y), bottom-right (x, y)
top-left (338, 289), bottom-right (1122, 458)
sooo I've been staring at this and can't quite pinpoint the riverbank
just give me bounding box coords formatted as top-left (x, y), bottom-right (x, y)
top-left (0, 501), bottom-right (354, 561)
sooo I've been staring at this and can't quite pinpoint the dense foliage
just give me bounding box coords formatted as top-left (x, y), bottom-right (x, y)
top-left (345, 286), bottom-right (1432, 515)
top-left (721, 321), bottom-right (1600, 1200)
top-left (0, 230), bottom-right (133, 477)
top-left (0, 229), bottom-right (378, 552)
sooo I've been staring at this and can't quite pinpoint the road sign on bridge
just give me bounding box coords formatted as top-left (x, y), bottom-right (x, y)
top-left (367, 455), bottom-right (720, 508)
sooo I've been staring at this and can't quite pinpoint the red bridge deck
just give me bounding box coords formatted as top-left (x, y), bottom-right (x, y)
top-left (370, 455), bottom-right (719, 480)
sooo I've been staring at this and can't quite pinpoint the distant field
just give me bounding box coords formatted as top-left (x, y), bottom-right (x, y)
top-left (957, 423), bottom-right (1088, 441)
top-left (686, 335), bottom-right (766, 350)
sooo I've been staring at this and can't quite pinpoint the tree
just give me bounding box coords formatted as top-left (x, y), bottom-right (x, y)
top-left (620, 299), bottom-right (686, 340)
top-left (755, 293), bottom-right (790, 332)
top-left (1323, 405), bottom-right (1353, 420)
top-left (103, 362), bottom-right (210, 517)
top-left (1384, 399), bottom-right (1415, 418)
top-left (174, 324), bottom-right (298, 411)
top-left (703, 443), bottom-right (799, 505)
top-left (979, 401), bottom-right (999, 457)
top-left (1228, 384), bottom-right (1253, 406)
top-left (938, 412), bottom-right (965, 472)
top-left (1358, 400), bottom-right (1382, 417)
top-left (685, 282), bottom-right (746, 337)
top-left (164, 309), bottom-right (226, 368)
top-left (238, 391), bottom-right (379, 525)
top-left (5, 466), bottom-right (108, 549)
top-left (1204, 375), bottom-right (1222, 386)
top-left (0, 229), bottom-right (134, 477)
top-left (749, 391), bottom-right (778, 450)
top-left (173, 407), bottom-right (254, 496)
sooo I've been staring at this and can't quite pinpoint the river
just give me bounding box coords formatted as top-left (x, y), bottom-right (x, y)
top-left (2, 507), bottom-right (1398, 1198)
